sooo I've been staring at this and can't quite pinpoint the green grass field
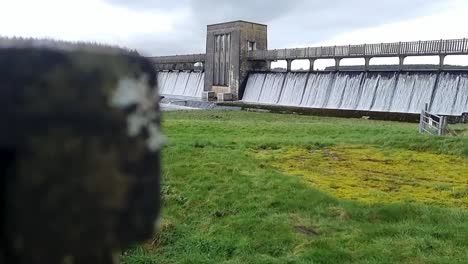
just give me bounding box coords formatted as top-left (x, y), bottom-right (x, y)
top-left (122, 111), bottom-right (468, 264)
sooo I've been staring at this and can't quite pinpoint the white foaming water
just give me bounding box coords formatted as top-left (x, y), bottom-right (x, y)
top-left (158, 70), bottom-right (468, 115)
top-left (243, 73), bottom-right (266, 102)
top-left (157, 71), bottom-right (205, 98)
top-left (185, 71), bottom-right (205, 97)
top-left (195, 72), bottom-right (205, 97)
top-left (257, 73), bottom-right (286, 104)
top-left (389, 73), bottom-right (415, 113)
top-left (157, 71), bottom-right (169, 94)
top-left (242, 71), bottom-right (468, 115)
top-left (371, 73), bottom-right (398, 112)
top-left (156, 68), bottom-right (468, 115)
top-left (300, 73), bottom-right (319, 107)
top-left (407, 73), bottom-right (437, 113)
top-left (338, 73), bottom-right (364, 110)
top-left (325, 73), bottom-right (348, 109)
top-left (278, 73), bottom-right (309, 106)
top-left (356, 74), bottom-right (379, 111)
top-left (301, 73), bottom-right (334, 108)
top-left (453, 74), bottom-right (468, 115)
top-left (431, 72), bottom-right (460, 115)
top-left (172, 71), bottom-right (191, 96)
top-left (162, 72), bottom-right (179, 95)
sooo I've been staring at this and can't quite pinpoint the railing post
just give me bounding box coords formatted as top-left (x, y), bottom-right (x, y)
top-left (440, 116), bottom-right (447, 136)
top-left (364, 57), bottom-right (371, 71)
top-left (309, 59), bottom-right (315, 72)
top-left (419, 109), bottom-right (424, 134)
top-left (438, 39), bottom-right (442, 54)
top-left (437, 120), bottom-right (441, 136)
top-left (363, 44), bottom-right (367, 56)
top-left (420, 103), bottom-right (429, 134)
top-left (334, 58), bottom-right (341, 71)
top-left (442, 116), bottom-right (447, 135)
top-left (399, 56), bottom-right (406, 71)
top-left (439, 55), bottom-right (446, 71)
top-left (286, 59), bottom-right (293, 72)
top-left (438, 116), bottom-right (444, 136)
top-left (266, 60), bottom-right (272, 71)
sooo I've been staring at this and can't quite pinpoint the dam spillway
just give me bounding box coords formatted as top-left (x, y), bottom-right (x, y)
top-left (242, 71), bottom-right (468, 116)
top-left (151, 21), bottom-right (468, 117)
top-left (151, 21), bottom-right (468, 118)
top-left (157, 71), bottom-right (204, 98)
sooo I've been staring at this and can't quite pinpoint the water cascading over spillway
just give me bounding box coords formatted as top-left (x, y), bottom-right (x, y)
top-left (301, 73), bottom-right (334, 108)
top-left (157, 71), bottom-right (205, 98)
top-left (242, 72), bottom-right (468, 116)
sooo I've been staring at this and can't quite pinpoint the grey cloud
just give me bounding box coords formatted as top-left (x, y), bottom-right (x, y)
top-left (105, 0), bottom-right (189, 10)
top-left (268, 0), bottom-right (447, 48)
top-left (127, 30), bottom-right (206, 57)
top-left (190, 0), bottom-right (305, 24)
top-left (105, 0), bottom-right (452, 55)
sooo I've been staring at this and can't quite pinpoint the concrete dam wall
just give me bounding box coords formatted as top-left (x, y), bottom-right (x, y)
top-left (158, 71), bottom-right (204, 98)
top-left (242, 71), bottom-right (468, 116)
top-left (151, 21), bottom-right (468, 118)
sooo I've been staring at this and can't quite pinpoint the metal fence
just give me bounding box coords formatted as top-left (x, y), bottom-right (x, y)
top-left (150, 53), bottom-right (206, 64)
top-left (419, 106), bottom-right (448, 136)
top-left (248, 38), bottom-right (468, 61)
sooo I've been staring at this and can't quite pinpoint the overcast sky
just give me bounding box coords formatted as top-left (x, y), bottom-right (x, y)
top-left (1, 0), bottom-right (467, 65)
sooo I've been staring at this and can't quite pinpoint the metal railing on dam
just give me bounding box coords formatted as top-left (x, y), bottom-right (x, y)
top-left (150, 53), bottom-right (206, 64)
top-left (247, 38), bottom-right (468, 61)
top-left (150, 39), bottom-right (468, 72)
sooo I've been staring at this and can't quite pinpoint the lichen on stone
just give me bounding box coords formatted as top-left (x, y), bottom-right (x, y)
top-left (110, 75), bottom-right (166, 152)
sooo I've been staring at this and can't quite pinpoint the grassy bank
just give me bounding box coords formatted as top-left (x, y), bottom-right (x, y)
top-left (123, 111), bottom-right (468, 264)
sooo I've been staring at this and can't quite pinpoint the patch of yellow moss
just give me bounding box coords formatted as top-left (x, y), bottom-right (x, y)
top-left (255, 145), bottom-right (468, 208)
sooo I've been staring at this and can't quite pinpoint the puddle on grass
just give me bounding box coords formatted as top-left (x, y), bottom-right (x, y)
top-left (254, 145), bottom-right (468, 208)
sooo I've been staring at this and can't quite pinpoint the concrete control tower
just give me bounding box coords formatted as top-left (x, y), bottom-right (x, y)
top-left (204, 21), bottom-right (267, 101)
